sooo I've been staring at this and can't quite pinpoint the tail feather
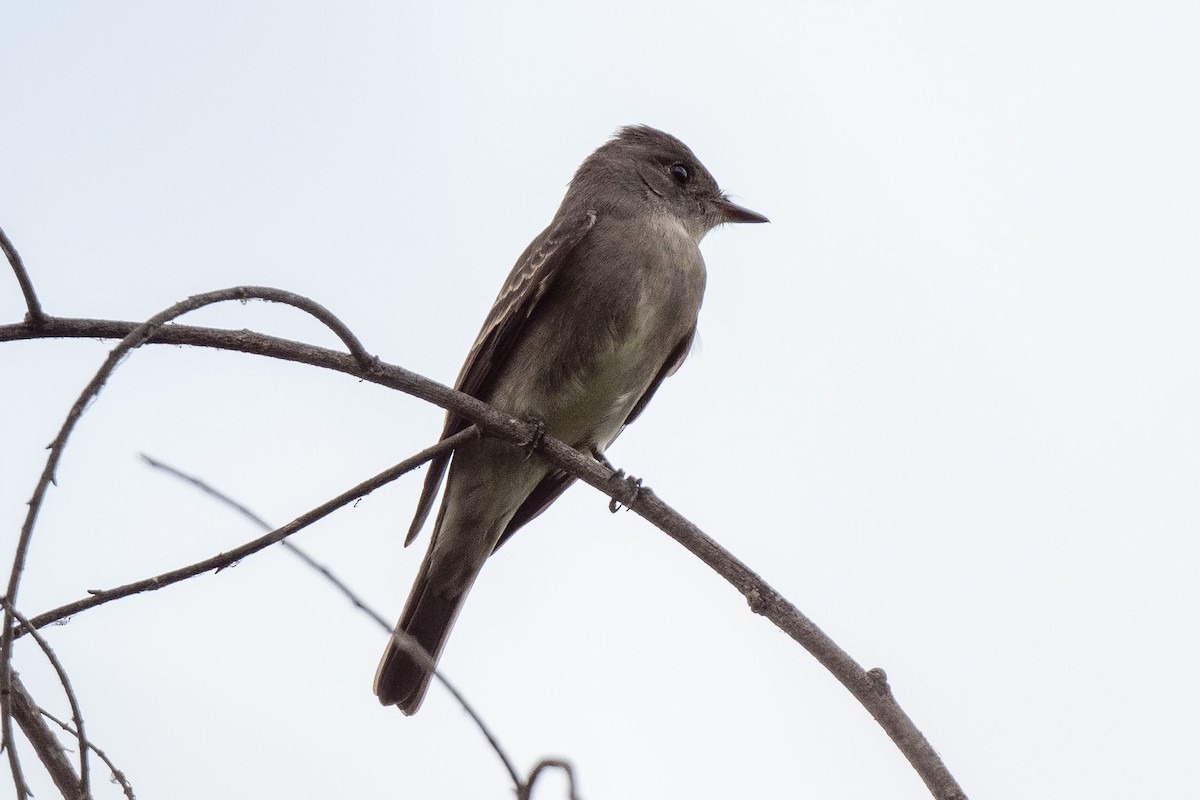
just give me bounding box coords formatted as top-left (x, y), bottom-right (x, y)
top-left (378, 438), bottom-right (538, 714)
top-left (373, 570), bottom-right (466, 714)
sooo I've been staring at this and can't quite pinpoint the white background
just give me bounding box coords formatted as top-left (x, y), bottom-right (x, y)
top-left (3, 2), bottom-right (1198, 798)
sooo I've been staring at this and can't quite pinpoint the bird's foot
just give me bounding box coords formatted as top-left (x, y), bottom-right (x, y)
top-left (607, 469), bottom-right (643, 513)
top-left (521, 418), bottom-right (547, 461)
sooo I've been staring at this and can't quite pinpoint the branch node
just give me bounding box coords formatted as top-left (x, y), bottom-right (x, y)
top-left (745, 587), bottom-right (770, 615)
top-left (866, 667), bottom-right (892, 697)
top-left (363, 354), bottom-right (384, 377)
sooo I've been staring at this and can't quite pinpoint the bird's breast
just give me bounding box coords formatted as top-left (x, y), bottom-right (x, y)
top-left (489, 214), bottom-right (706, 447)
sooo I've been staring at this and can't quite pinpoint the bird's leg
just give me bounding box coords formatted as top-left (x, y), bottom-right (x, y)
top-left (590, 447), bottom-right (615, 471)
top-left (592, 448), bottom-right (642, 513)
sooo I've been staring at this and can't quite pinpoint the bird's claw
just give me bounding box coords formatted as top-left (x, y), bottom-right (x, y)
top-left (607, 469), bottom-right (643, 513)
top-left (521, 419), bottom-right (547, 461)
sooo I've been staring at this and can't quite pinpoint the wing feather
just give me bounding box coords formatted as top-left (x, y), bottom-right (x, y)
top-left (405, 209), bottom-right (598, 545)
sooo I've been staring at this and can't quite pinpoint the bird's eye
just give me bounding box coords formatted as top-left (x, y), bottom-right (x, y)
top-left (669, 163), bottom-right (690, 184)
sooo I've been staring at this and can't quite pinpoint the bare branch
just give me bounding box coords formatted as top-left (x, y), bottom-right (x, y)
top-left (7, 672), bottom-right (73, 799)
top-left (22, 429), bottom-right (475, 633)
top-left (3, 309), bottom-right (966, 796)
top-left (520, 759), bottom-right (579, 800)
top-left (39, 709), bottom-right (134, 800)
top-left (140, 455), bottom-right (525, 792)
top-left (0, 226), bottom-right (45, 326)
top-left (140, 454), bottom-right (391, 628)
top-left (1, 286), bottom-right (377, 765)
top-left (2, 601), bottom-right (90, 798)
top-left (527, 437), bottom-right (968, 800)
top-left (389, 628), bottom-right (524, 790)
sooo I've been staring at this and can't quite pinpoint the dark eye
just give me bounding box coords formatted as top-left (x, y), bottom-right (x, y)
top-left (669, 163), bottom-right (690, 184)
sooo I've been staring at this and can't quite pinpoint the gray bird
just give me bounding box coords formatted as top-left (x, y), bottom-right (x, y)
top-left (375, 125), bottom-right (768, 713)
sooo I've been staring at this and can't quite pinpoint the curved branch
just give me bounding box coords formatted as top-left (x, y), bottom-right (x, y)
top-left (1, 288), bottom-right (376, 774)
top-left (22, 429), bottom-right (475, 632)
top-left (40, 708), bottom-right (134, 800)
top-left (4, 315), bottom-right (967, 799)
top-left (520, 759), bottom-right (579, 800)
top-left (138, 454), bottom-right (526, 792)
top-left (6, 673), bottom-right (58, 799)
top-left (140, 453), bottom-right (393, 629)
top-left (2, 602), bottom-right (89, 798)
top-left (0, 226), bottom-right (45, 326)
top-left (515, 439), bottom-right (967, 799)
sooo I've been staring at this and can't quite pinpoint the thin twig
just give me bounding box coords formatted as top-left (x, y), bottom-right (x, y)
top-left (21, 430), bottom-right (475, 633)
top-left (520, 758), bottom-right (580, 800)
top-left (2, 601), bottom-right (90, 798)
top-left (394, 630), bottom-right (524, 790)
top-left (140, 454), bottom-right (391, 628)
top-left (6, 672), bottom-right (65, 799)
top-left (0, 226), bottom-right (45, 325)
top-left (530, 437), bottom-right (968, 800)
top-left (1, 286), bottom-right (377, 767)
top-left (39, 709), bottom-right (135, 800)
top-left (139, 454), bottom-right (524, 791)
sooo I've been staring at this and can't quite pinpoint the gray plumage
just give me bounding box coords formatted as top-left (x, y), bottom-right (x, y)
top-left (375, 125), bottom-right (767, 714)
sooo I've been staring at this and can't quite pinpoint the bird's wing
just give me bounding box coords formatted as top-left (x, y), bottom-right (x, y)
top-left (491, 326), bottom-right (697, 551)
top-left (492, 468), bottom-right (577, 551)
top-left (405, 208), bottom-right (598, 545)
top-left (623, 326), bottom-right (696, 426)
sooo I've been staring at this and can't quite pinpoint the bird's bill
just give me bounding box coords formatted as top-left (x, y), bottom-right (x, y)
top-left (714, 197), bottom-right (770, 224)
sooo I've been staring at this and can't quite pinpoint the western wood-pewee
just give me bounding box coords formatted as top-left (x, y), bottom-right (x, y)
top-left (375, 125), bottom-right (767, 713)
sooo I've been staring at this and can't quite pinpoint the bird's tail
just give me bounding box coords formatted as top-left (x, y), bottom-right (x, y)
top-left (374, 491), bottom-right (501, 715)
top-left (373, 562), bottom-right (467, 714)
top-left (377, 439), bottom-right (534, 714)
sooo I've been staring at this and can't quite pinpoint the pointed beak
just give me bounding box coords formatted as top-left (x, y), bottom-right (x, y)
top-left (714, 197), bottom-right (770, 224)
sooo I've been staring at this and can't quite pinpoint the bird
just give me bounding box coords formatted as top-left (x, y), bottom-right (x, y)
top-left (374, 125), bottom-right (768, 714)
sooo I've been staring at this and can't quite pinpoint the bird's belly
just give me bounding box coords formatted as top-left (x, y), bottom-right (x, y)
top-left (494, 300), bottom-right (678, 449)
top-left (546, 334), bottom-right (653, 446)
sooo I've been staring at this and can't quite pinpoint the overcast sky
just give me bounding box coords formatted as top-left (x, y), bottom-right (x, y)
top-left (3, 2), bottom-right (1198, 798)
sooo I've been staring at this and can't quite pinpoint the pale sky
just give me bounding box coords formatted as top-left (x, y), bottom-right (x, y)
top-left (3, 3), bottom-right (1199, 798)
